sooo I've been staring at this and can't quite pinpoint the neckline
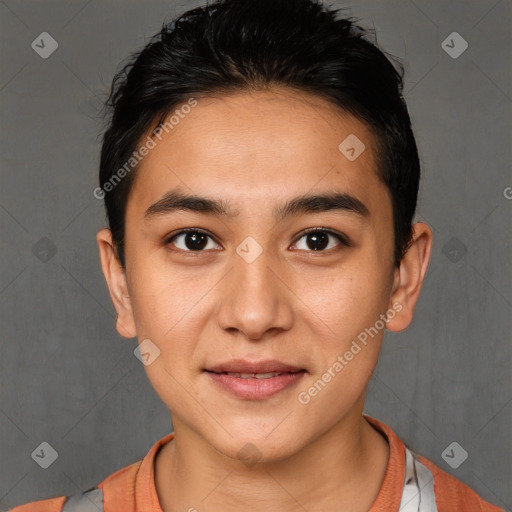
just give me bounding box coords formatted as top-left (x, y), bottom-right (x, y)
top-left (144, 415), bottom-right (404, 512)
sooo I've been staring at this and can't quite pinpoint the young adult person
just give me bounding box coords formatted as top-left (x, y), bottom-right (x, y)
top-left (11, 0), bottom-right (504, 510)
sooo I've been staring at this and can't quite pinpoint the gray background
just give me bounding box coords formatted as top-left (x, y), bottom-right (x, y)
top-left (1, 0), bottom-right (511, 510)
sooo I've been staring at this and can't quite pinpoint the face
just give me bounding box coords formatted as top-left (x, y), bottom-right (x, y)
top-left (98, 88), bottom-right (427, 463)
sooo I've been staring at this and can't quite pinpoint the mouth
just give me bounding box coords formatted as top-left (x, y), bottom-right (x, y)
top-left (204, 359), bottom-right (307, 399)
top-left (205, 359), bottom-right (305, 375)
top-left (206, 371), bottom-right (303, 379)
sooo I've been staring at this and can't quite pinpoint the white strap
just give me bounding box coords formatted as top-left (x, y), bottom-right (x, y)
top-left (399, 446), bottom-right (438, 511)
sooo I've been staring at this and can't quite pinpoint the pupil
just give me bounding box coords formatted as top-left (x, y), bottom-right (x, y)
top-left (308, 231), bottom-right (328, 251)
top-left (186, 232), bottom-right (208, 251)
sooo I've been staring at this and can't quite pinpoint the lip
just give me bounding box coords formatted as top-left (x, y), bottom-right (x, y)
top-left (204, 359), bottom-right (306, 400)
top-left (205, 359), bottom-right (304, 374)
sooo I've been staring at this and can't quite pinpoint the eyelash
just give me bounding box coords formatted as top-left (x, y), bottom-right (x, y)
top-left (164, 227), bottom-right (351, 253)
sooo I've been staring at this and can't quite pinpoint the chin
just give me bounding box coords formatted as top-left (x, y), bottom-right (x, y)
top-left (206, 424), bottom-right (307, 466)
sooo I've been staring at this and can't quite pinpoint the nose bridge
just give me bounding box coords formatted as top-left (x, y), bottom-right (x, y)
top-left (236, 239), bottom-right (276, 297)
top-left (216, 235), bottom-right (293, 339)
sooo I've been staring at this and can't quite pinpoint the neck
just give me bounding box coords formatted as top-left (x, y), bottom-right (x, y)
top-left (155, 408), bottom-right (389, 512)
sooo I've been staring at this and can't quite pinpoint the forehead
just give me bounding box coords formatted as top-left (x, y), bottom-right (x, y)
top-left (127, 88), bottom-right (388, 218)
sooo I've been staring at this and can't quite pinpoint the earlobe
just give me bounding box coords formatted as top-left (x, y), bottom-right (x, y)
top-left (96, 228), bottom-right (137, 339)
top-left (386, 222), bottom-right (433, 333)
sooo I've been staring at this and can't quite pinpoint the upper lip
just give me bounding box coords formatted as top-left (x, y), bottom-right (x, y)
top-left (205, 359), bottom-right (305, 374)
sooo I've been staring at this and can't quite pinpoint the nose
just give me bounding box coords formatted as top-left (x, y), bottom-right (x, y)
top-left (215, 243), bottom-right (294, 341)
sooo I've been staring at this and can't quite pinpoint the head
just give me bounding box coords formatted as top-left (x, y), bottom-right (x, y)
top-left (97, 0), bottom-right (431, 463)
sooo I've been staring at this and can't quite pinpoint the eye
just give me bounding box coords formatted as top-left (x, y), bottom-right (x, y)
top-left (292, 228), bottom-right (350, 252)
top-left (166, 229), bottom-right (221, 252)
top-left (165, 227), bottom-right (350, 253)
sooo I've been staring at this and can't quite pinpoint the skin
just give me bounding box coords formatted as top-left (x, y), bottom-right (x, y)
top-left (97, 87), bottom-right (432, 511)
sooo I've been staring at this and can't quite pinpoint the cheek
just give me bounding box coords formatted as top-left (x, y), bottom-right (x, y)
top-left (128, 252), bottom-right (208, 337)
top-left (305, 257), bottom-right (391, 344)
top-left (127, 255), bottom-right (215, 392)
top-left (128, 261), bottom-right (207, 414)
top-left (295, 269), bottom-right (388, 430)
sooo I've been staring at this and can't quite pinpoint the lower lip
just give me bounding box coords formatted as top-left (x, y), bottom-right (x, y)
top-left (205, 371), bottom-right (306, 400)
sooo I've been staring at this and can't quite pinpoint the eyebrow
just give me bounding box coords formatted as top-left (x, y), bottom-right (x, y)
top-left (144, 188), bottom-right (369, 222)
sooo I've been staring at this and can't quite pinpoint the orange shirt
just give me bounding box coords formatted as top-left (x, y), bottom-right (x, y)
top-left (10, 415), bottom-right (504, 511)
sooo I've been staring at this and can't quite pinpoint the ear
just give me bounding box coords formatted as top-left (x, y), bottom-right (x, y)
top-left (96, 228), bottom-right (137, 338)
top-left (386, 222), bottom-right (433, 332)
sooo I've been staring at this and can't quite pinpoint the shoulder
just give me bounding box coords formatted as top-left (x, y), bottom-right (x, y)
top-left (9, 496), bottom-right (67, 511)
top-left (415, 453), bottom-right (504, 512)
top-left (364, 415), bottom-right (504, 512)
top-left (8, 433), bottom-right (174, 512)
top-left (8, 461), bottom-right (142, 512)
